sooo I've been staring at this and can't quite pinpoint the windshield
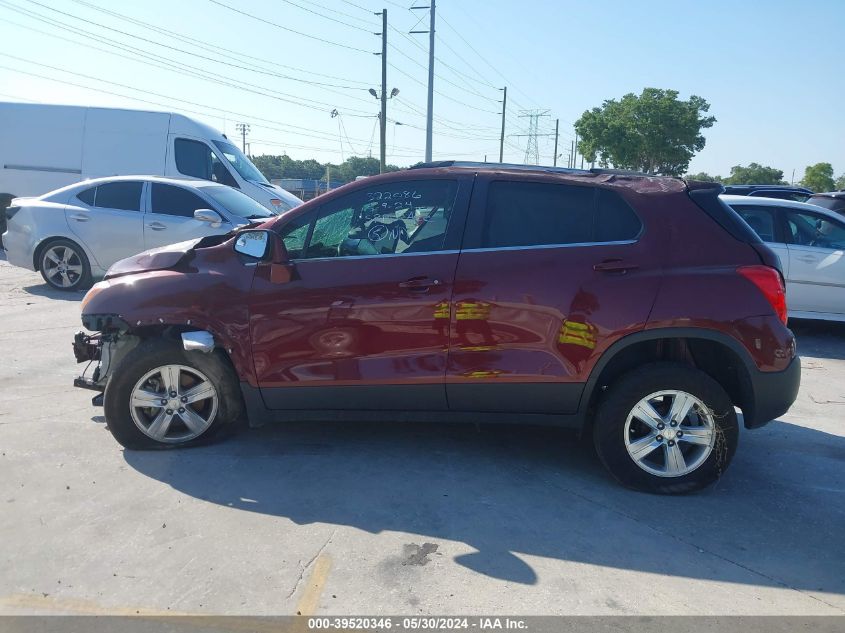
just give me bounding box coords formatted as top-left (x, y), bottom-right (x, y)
top-left (212, 140), bottom-right (269, 184)
top-left (202, 185), bottom-right (274, 219)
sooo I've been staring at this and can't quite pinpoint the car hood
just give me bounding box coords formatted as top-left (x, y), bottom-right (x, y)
top-left (104, 239), bottom-right (202, 280)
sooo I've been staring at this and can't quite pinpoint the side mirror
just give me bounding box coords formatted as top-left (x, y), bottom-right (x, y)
top-left (194, 209), bottom-right (225, 228)
top-left (234, 230), bottom-right (272, 260)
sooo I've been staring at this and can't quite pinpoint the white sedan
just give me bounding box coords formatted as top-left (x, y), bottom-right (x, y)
top-left (722, 194), bottom-right (845, 322)
top-left (2, 175), bottom-right (274, 290)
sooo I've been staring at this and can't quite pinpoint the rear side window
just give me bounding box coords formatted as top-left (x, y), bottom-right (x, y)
top-left (809, 196), bottom-right (845, 212)
top-left (733, 205), bottom-right (778, 243)
top-left (480, 182), bottom-right (641, 249)
top-left (482, 181), bottom-right (593, 248)
top-left (150, 183), bottom-right (209, 217)
top-left (93, 182), bottom-right (142, 212)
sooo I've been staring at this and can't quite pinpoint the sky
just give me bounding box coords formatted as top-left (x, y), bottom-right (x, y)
top-left (0, 0), bottom-right (843, 180)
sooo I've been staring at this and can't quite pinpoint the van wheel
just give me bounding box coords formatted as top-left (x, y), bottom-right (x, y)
top-left (38, 238), bottom-right (91, 291)
top-left (592, 363), bottom-right (738, 494)
top-left (103, 339), bottom-right (242, 449)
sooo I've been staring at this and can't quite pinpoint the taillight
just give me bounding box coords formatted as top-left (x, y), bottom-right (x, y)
top-left (737, 265), bottom-right (787, 324)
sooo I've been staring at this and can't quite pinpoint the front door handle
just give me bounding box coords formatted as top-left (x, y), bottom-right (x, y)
top-left (69, 214), bottom-right (89, 222)
top-left (594, 259), bottom-right (639, 274)
top-left (147, 222), bottom-right (167, 231)
top-left (399, 276), bottom-right (441, 291)
top-left (796, 255), bottom-right (818, 263)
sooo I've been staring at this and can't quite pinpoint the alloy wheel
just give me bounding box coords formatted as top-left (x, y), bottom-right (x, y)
top-left (129, 364), bottom-right (219, 444)
top-left (43, 245), bottom-right (84, 288)
top-left (623, 390), bottom-right (716, 478)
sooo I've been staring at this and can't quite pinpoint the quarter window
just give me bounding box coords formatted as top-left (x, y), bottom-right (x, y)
top-left (150, 183), bottom-right (209, 218)
top-left (595, 189), bottom-right (642, 242)
top-left (76, 187), bottom-right (95, 205)
top-left (277, 180), bottom-right (458, 260)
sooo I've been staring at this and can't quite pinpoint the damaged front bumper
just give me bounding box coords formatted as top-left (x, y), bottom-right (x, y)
top-left (72, 326), bottom-right (140, 405)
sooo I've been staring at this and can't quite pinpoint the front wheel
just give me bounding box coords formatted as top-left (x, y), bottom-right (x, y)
top-left (103, 339), bottom-right (242, 449)
top-left (592, 363), bottom-right (738, 494)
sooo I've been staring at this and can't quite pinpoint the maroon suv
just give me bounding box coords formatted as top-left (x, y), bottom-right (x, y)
top-left (73, 162), bottom-right (800, 493)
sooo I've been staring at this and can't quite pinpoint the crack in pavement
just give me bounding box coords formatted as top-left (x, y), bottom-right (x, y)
top-left (285, 529), bottom-right (336, 600)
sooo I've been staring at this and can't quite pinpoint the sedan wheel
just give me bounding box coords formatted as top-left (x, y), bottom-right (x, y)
top-left (129, 364), bottom-right (219, 444)
top-left (40, 240), bottom-right (90, 290)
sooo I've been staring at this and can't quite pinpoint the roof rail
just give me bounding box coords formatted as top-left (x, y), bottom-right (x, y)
top-left (589, 168), bottom-right (652, 177)
top-left (408, 160), bottom-right (587, 174)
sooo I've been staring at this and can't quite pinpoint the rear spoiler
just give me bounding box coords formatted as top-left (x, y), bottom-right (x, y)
top-left (686, 182), bottom-right (784, 275)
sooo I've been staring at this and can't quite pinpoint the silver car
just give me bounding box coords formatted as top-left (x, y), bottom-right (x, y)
top-left (722, 194), bottom-right (845, 322)
top-left (2, 175), bottom-right (275, 290)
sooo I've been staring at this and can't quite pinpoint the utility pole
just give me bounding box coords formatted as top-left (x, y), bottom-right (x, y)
top-left (573, 132), bottom-right (578, 168)
top-left (235, 122), bottom-right (250, 153)
top-left (412, 1), bottom-right (435, 162)
top-left (569, 140), bottom-right (575, 168)
top-left (553, 118), bottom-right (559, 166)
top-left (499, 86), bottom-right (507, 163)
top-left (379, 9), bottom-right (387, 173)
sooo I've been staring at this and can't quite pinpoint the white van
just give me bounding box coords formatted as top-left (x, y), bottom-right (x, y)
top-left (0, 102), bottom-right (301, 218)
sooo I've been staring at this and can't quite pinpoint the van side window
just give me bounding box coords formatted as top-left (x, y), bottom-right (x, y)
top-left (481, 181), bottom-right (593, 248)
top-left (93, 182), bottom-right (143, 212)
top-left (150, 183), bottom-right (209, 218)
top-left (76, 188), bottom-right (95, 205)
top-left (175, 138), bottom-right (237, 187)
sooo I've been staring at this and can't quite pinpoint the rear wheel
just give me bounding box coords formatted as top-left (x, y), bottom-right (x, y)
top-left (103, 339), bottom-right (242, 449)
top-left (592, 363), bottom-right (738, 494)
top-left (38, 238), bottom-right (91, 290)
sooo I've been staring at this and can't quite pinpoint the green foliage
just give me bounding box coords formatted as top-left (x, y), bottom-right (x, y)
top-left (685, 172), bottom-right (721, 183)
top-left (836, 173), bottom-right (845, 190)
top-left (251, 154), bottom-right (400, 184)
top-left (574, 88), bottom-right (716, 176)
top-left (722, 163), bottom-right (785, 185)
top-left (800, 162), bottom-right (836, 193)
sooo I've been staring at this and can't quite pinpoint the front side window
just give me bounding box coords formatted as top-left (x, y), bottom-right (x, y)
top-left (175, 138), bottom-right (237, 187)
top-left (734, 205), bottom-right (778, 243)
top-left (785, 211), bottom-right (845, 249)
top-left (150, 183), bottom-right (209, 218)
top-left (202, 186), bottom-right (273, 220)
top-left (277, 180), bottom-right (458, 260)
top-left (93, 181), bottom-right (143, 212)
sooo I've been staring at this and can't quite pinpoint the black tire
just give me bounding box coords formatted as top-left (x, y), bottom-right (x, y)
top-left (103, 338), bottom-right (242, 449)
top-left (38, 238), bottom-right (92, 291)
top-left (592, 362), bottom-right (738, 494)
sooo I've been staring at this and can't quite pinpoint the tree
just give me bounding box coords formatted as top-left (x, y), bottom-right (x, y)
top-left (722, 163), bottom-right (785, 185)
top-left (685, 172), bottom-right (721, 182)
top-left (835, 173), bottom-right (845, 191)
top-left (574, 88), bottom-right (716, 176)
top-left (800, 162), bottom-right (835, 193)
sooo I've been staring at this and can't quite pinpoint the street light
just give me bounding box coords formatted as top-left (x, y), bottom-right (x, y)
top-left (369, 87), bottom-right (400, 174)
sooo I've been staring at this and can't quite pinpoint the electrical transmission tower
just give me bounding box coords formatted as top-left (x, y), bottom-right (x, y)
top-left (518, 110), bottom-right (550, 165)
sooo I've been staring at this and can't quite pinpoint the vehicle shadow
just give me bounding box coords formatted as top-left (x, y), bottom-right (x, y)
top-left (22, 283), bottom-right (85, 302)
top-left (791, 319), bottom-right (845, 361)
top-left (123, 417), bottom-right (845, 596)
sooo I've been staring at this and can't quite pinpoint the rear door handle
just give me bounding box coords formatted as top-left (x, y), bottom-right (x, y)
top-left (69, 214), bottom-right (89, 222)
top-left (147, 222), bottom-right (167, 231)
top-left (399, 276), bottom-right (441, 291)
top-left (593, 259), bottom-right (639, 274)
top-left (796, 255), bottom-right (818, 263)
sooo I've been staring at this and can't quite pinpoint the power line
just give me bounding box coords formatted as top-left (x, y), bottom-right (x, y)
top-left (277, 0), bottom-right (371, 32)
top-left (10, 0), bottom-right (366, 91)
top-left (206, 0), bottom-right (372, 53)
top-left (0, 6), bottom-right (378, 115)
top-left (69, 0), bottom-right (373, 86)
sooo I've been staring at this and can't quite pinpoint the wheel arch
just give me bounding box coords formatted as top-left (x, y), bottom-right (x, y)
top-left (32, 235), bottom-right (93, 272)
top-left (580, 328), bottom-right (757, 428)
